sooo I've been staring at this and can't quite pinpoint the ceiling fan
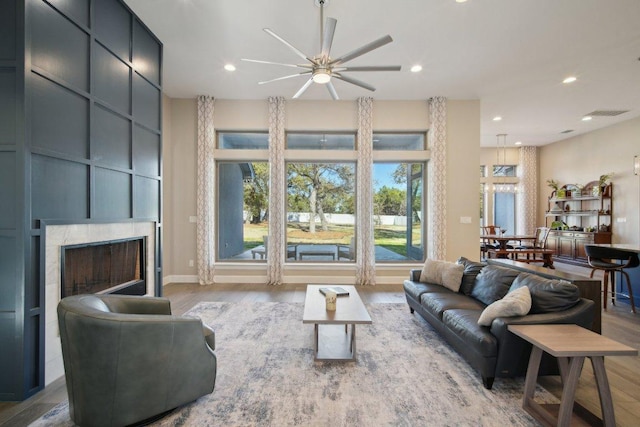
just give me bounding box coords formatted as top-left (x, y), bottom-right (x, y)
top-left (242, 0), bottom-right (401, 100)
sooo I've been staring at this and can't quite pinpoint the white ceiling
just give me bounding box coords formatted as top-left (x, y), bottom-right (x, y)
top-left (124, 0), bottom-right (640, 147)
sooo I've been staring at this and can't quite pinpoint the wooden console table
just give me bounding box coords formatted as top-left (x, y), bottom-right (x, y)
top-left (509, 324), bottom-right (637, 427)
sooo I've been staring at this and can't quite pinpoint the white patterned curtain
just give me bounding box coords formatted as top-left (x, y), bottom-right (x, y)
top-left (267, 96), bottom-right (286, 285)
top-left (517, 146), bottom-right (538, 234)
top-left (356, 97), bottom-right (375, 285)
top-left (428, 97), bottom-right (447, 260)
top-left (196, 95), bottom-right (216, 285)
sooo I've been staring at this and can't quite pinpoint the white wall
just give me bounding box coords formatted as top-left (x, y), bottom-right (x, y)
top-left (162, 98), bottom-right (481, 284)
top-left (538, 116), bottom-right (640, 246)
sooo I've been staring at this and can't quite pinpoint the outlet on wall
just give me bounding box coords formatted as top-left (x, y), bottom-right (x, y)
top-left (189, 259), bottom-right (194, 267)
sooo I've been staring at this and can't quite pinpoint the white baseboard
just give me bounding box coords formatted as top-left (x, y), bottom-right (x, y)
top-left (163, 274), bottom-right (198, 285)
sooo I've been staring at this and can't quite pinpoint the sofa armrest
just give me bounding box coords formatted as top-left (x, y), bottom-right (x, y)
top-left (409, 269), bottom-right (422, 282)
top-left (100, 295), bottom-right (172, 315)
top-left (490, 298), bottom-right (595, 337)
top-left (488, 298), bottom-right (595, 377)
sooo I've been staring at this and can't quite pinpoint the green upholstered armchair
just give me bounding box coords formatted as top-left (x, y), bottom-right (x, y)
top-left (57, 294), bottom-right (216, 427)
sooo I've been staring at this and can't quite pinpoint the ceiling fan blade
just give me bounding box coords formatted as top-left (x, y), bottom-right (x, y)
top-left (321, 18), bottom-right (337, 60)
top-left (337, 65), bottom-right (401, 72)
top-left (258, 71), bottom-right (311, 85)
top-left (263, 28), bottom-right (317, 64)
top-left (293, 78), bottom-right (314, 99)
top-left (329, 35), bottom-right (394, 66)
top-left (326, 81), bottom-right (339, 100)
top-left (241, 58), bottom-right (312, 69)
top-left (333, 73), bottom-right (376, 92)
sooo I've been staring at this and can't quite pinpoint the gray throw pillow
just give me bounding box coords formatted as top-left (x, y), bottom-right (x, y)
top-left (509, 273), bottom-right (580, 314)
top-left (471, 265), bottom-right (520, 306)
top-left (456, 257), bottom-right (486, 296)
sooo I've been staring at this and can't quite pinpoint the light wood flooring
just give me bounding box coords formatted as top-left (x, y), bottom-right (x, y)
top-left (2, 264), bottom-right (639, 426)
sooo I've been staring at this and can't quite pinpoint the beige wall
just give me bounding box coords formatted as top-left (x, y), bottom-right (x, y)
top-left (162, 98), bottom-right (481, 284)
top-left (446, 100), bottom-right (481, 261)
top-left (163, 98), bottom-right (198, 281)
top-left (539, 116), bottom-right (640, 246)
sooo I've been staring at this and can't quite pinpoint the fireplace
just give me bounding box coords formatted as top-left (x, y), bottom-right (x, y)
top-left (61, 237), bottom-right (146, 297)
top-left (44, 221), bottom-right (156, 385)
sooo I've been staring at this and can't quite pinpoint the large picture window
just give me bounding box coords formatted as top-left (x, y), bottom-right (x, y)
top-left (214, 130), bottom-right (428, 263)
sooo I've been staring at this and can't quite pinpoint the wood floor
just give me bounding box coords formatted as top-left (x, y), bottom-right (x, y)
top-left (2, 264), bottom-right (639, 426)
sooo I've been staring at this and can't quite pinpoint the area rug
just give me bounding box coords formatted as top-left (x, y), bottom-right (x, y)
top-left (31, 302), bottom-right (555, 426)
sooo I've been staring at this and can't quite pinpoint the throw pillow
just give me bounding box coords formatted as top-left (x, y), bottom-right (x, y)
top-left (419, 259), bottom-right (464, 292)
top-left (471, 265), bottom-right (520, 306)
top-left (509, 273), bottom-right (580, 314)
top-left (456, 257), bottom-right (486, 296)
top-left (477, 285), bottom-right (532, 326)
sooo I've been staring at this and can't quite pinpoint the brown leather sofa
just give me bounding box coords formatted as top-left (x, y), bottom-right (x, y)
top-left (404, 258), bottom-right (595, 389)
top-left (57, 294), bottom-right (216, 426)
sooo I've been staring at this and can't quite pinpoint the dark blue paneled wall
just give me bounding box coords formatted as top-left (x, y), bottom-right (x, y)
top-left (0, 0), bottom-right (163, 400)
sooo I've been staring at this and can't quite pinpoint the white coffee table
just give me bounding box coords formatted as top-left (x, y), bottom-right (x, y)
top-left (302, 285), bottom-right (372, 361)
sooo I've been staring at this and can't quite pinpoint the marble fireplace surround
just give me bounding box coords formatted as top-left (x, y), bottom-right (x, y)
top-left (43, 221), bottom-right (156, 385)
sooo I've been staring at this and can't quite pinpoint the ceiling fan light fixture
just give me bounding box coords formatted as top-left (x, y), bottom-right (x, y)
top-left (312, 68), bottom-right (331, 84)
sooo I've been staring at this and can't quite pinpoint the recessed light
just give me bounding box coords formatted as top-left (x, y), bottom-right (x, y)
top-left (410, 65), bottom-right (422, 73)
top-left (582, 116), bottom-right (592, 121)
top-left (563, 76), bottom-right (577, 84)
top-left (224, 64), bottom-right (236, 72)
top-left (493, 116), bottom-right (502, 121)
top-left (456, 0), bottom-right (468, 3)
top-left (514, 141), bottom-right (522, 146)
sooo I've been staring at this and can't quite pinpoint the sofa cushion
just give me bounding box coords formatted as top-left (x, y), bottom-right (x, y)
top-left (442, 309), bottom-right (498, 357)
top-left (419, 259), bottom-right (464, 292)
top-left (470, 265), bottom-right (520, 306)
top-left (403, 280), bottom-right (446, 302)
top-left (420, 292), bottom-right (485, 320)
top-left (509, 273), bottom-right (580, 314)
top-left (456, 257), bottom-right (486, 296)
top-left (477, 286), bottom-right (532, 326)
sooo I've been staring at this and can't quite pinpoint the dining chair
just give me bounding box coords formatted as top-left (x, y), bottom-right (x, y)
top-left (480, 225), bottom-right (502, 258)
top-left (515, 227), bottom-right (551, 260)
top-left (584, 244), bottom-right (638, 313)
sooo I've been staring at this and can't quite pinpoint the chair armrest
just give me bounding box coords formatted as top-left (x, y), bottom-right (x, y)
top-left (203, 323), bottom-right (215, 350)
top-left (100, 295), bottom-right (172, 315)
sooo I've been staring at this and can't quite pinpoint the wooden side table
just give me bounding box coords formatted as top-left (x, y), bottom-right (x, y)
top-left (508, 324), bottom-right (637, 427)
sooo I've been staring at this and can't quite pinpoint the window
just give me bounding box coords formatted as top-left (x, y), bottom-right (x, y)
top-left (494, 190), bottom-right (516, 234)
top-left (492, 165), bottom-right (517, 177)
top-left (287, 132), bottom-right (355, 150)
top-left (372, 162), bottom-right (424, 262)
top-left (480, 183), bottom-right (486, 226)
top-left (373, 133), bottom-right (424, 150)
top-left (217, 161), bottom-right (269, 261)
top-left (286, 162), bottom-right (356, 262)
top-left (214, 130), bottom-right (428, 263)
top-left (218, 132), bottom-right (268, 149)
top-left (480, 165), bottom-right (487, 178)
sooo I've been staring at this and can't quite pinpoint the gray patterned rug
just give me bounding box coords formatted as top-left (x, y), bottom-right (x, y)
top-left (31, 302), bottom-right (554, 426)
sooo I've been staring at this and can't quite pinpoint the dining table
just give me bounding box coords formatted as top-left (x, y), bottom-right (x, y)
top-left (481, 234), bottom-right (537, 250)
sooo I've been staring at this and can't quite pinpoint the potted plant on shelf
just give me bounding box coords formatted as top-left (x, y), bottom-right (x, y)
top-left (547, 179), bottom-right (563, 198)
top-left (594, 173), bottom-right (613, 196)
